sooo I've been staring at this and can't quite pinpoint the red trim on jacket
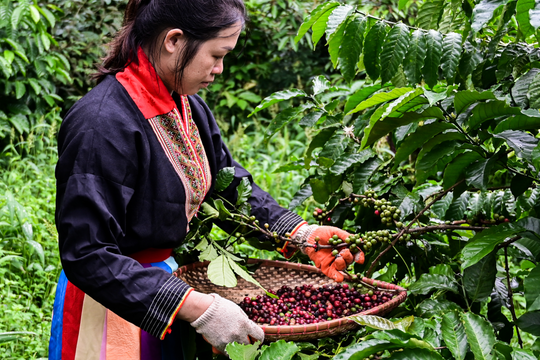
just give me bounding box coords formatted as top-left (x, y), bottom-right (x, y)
top-left (116, 48), bottom-right (175, 119)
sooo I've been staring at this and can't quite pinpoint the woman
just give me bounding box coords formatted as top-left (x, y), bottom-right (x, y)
top-left (49, 0), bottom-right (362, 358)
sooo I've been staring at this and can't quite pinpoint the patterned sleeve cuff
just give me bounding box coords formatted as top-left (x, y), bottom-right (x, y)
top-left (139, 276), bottom-right (193, 340)
top-left (270, 212), bottom-right (307, 259)
top-left (269, 211), bottom-right (306, 237)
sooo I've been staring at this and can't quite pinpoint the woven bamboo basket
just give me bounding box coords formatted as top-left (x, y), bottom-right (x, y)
top-left (175, 259), bottom-right (407, 342)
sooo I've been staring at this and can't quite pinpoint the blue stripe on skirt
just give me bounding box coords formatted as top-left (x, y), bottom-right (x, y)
top-left (49, 270), bottom-right (67, 360)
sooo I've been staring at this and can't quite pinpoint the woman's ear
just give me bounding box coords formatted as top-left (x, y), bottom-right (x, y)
top-left (162, 29), bottom-right (184, 54)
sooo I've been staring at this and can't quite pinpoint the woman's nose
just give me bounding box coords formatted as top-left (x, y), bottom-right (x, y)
top-left (212, 59), bottom-right (224, 75)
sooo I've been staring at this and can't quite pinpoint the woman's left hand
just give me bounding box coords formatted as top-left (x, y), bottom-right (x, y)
top-left (189, 293), bottom-right (264, 355)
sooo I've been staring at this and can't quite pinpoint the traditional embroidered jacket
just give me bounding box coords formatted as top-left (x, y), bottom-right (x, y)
top-left (55, 49), bottom-right (305, 339)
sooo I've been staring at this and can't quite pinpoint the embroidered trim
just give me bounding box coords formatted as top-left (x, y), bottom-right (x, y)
top-left (116, 48), bottom-right (211, 223)
top-left (140, 276), bottom-right (192, 338)
top-left (147, 96), bottom-right (212, 222)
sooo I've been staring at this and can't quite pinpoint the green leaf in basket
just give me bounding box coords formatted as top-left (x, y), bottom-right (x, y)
top-left (222, 248), bottom-right (243, 262)
top-left (226, 341), bottom-right (261, 360)
top-left (194, 237), bottom-right (208, 251)
top-left (228, 260), bottom-right (266, 292)
top-left (259, 339), bottom-right (299, 360)
top-left (207, 255), bottom-right (237, 287)
top-left (210, 240), bottom-right (242, 262)
top-left (198, 241), bottom-right (218, 262)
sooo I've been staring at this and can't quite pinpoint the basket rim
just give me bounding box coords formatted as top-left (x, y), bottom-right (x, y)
top-left (176, 259), bottom-right (326, 276)
top-left (175, 259), bottom-right (407, 336)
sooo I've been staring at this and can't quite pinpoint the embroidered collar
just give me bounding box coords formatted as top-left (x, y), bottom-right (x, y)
top-left (116, 48), bottom-right (176, 119)
top-left (116, 47), bottom-right (212, 225)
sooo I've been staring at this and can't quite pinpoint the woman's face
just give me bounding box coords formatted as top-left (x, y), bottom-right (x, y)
top-left (157, 22), bottom-right (242, 95)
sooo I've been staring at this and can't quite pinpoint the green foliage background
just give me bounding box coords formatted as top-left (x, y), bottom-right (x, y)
top-left (0, 0), bottom-right (539, 359)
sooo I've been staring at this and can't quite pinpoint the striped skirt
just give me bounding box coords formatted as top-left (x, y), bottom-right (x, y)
top-left (48, 256), bottom-right (211, 360)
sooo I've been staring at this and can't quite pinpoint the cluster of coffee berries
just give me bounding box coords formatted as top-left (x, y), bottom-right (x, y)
top-left (234, 232), bottom-right (246, 242)
top-left (239, 284), bottom-right (396, 326)
top-left (325, 234), bottom-right (363, 254)
top-left (357, 190), bottom-right (402, 228)
top-left (397, 232), bottom-right (412, 243)
top-left (361, 230), bottom-right (413, 249)
top-left (492, 214), bottom-right (510, 223)
top-left (373, 198), bottom-right (401, 227)
top-left (360, 189), bottom-right (378, 207)
top-left (312, 207), bottom-right (331, 223)
top-left (467, 213), bottom-right (510, 227)
top-left (362, 230), bottom-right (391, 249)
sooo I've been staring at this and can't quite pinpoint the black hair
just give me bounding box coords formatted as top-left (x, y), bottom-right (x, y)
top-left (94, 0), bottom-right (247, 88)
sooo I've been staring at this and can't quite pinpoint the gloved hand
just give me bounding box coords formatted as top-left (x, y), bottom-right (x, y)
top-left (294, 225), bottom-right (364, 282)
top-left (190, 293), bottom-right (264, 355)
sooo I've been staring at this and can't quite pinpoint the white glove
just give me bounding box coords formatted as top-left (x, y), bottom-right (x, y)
top-left (190, 293), bottom-right (264, 355)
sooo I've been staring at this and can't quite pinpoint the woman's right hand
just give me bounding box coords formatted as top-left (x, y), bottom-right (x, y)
top-left (294, 225), bottom-right (364, 282)
top-left (180, 292), bottom-right (264, 355)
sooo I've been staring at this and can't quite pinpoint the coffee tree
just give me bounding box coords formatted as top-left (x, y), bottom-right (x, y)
top-left (217, 0), bottom-right (540, 358)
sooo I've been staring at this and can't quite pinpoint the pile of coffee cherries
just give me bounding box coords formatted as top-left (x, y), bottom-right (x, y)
top-left (239, 283), bottom-right (397, 326)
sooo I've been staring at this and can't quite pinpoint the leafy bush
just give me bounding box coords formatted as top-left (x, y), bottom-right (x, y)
top-left (226, 0), bottom-right (540, 358)
top-left (0, 148), bottom-right (59, 359)
top-left (50, 0), bottom-right (125, 107)
top-left (0, 0), bottom-right (69, 153)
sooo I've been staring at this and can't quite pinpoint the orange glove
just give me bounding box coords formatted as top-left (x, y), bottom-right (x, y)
top-left (294, 225), bottom-right (364, 282)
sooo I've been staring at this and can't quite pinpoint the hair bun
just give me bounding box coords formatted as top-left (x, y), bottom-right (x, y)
top-left (125, 0), bottom-right (151, 24)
